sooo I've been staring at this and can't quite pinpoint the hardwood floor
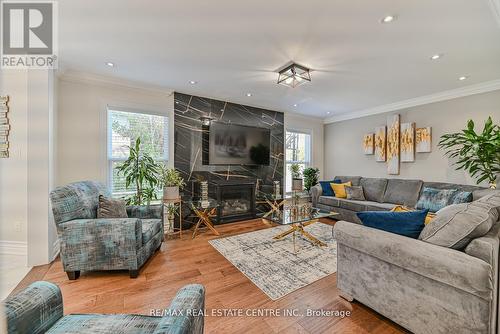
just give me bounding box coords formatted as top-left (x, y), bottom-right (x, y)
top-left (15, 219), bottom-right (407, 334)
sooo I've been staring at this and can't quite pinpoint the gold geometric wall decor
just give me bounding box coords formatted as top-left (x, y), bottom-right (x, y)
top-left (387, 114), bottom-right (400, 175)
top-left (0, 96), bottom-right (9, 158)
top-left (401, 122), bottom-right (415, 162)
top-left (416, 127), bottom-right (432, 153)
top-left (363, 133), bottom-right (375, 155)
top-left (374, 126), bottom-right (386, 162)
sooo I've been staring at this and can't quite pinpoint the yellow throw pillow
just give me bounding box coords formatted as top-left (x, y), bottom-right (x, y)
top-left (391, 205), bottom-right (436, 225)
top-left (330, 181), bottom-right (352, 199)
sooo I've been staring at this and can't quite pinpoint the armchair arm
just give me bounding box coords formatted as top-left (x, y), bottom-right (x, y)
top-left (3, 281), bottom-right (63, 334)
top-left (127, 204), bottom-right (163, 220)
top-left (334, 221), bottom-right (493, 299)
top-left (154, 284), bottom-right (205, 334)
top-left (311, 184), bottom-right (322, 206)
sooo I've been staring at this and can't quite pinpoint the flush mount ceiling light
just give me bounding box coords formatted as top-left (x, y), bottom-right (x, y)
top-left (246, 93), bottom-right (252, 97)
top-left (430, 54), bottom-right (442, 60)
top-left (381, 15), bottom-right (396, 23)
top-left (106, 62), bottom-right (115, 67)
top-left (277, 63), bottom-right (311, 88)
top-left (458, 76), bottom-right (468, 81)
top-left (189, 80), bottom-right (197, 85)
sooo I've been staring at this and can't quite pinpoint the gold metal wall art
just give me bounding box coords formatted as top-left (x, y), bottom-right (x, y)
top-left (0, 96), bottom-right (10, 158)
top-left (416, 127), bottom-right (432, 152)
top-left (401, 122), bottom-right (415, 162)
top-left (387, 114), bottom-right (400, 174)
top-left (374, 126), bottom-right (386, 162)
top-left (363, 133), bottom-right (374, 155)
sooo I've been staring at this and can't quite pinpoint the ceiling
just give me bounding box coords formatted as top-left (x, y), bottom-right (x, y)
top-left (58, 0), bottom-right (500, 119)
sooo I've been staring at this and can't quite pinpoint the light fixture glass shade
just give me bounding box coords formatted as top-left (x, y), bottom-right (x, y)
top-left (277, 63), bottom-right (311, 88)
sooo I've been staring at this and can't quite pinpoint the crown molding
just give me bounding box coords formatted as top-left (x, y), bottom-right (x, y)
top-left (488, 0), bottom-right (500, 28)
top-left (324, 79), bottom-right (500, 124)
top-left (58, 70), bottom-right (174, 96)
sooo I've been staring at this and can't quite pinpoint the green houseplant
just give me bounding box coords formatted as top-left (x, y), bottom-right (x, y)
top-left (438, 116), bottom-right (500, 189)
top-left (160, 166), bottom-right (186, 200)
top-left (116, 138), bottom-right (161, 205)
top-left (290, 163), bottom-right (303, 191)
top-left (303, 167), bottom-right (320, 192)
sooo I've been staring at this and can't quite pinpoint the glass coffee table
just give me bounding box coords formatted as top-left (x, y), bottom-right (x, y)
top-left (262, 207), bottom-right (338, 252)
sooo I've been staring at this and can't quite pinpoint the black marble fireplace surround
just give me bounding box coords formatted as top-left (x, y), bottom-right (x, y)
top-left (174, 92), bottom-right (284, 224)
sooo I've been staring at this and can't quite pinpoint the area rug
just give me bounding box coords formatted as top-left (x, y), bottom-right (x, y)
top-left (209, 222), bottom-right (337, 300)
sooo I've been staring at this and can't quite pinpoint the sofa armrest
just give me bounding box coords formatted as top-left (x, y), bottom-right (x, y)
top-left (3, 281), bottom-right (63, 334)
top-left (334, 221), bottom-right (493, 299)
top-left (127, 204), bottom-right (164, 221)
top-left (58, 218), bottom-right (142, 254)
top-left (465, 223), bottom-right (500, 266)
top-left (153, 284), bottom-right (205, 334)
top-left (311, 184), bottom-right (322, 206)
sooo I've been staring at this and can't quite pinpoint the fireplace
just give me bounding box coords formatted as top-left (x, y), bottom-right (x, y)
top-left (214, 180), bottom-right (256, 223)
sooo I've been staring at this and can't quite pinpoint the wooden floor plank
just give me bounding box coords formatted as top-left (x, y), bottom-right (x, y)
top-left (15, 219), bottom-right (406, 333)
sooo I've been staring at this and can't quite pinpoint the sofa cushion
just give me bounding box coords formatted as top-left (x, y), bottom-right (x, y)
top-left (331, 182), bottom-right (352, 198)
top-left (142, 219), bottom-right (162, 245)
top-left (334, 176), bottom-right (362, 186)
top-left (318, 197), bottom-right (397, 212)
top-left (419, 192), bottom-right (500, 250)
top-left (356, 209), bottom-right (428, 238)
top-left (97, 195), bottom-right (128, 219)
top-left (364, 201), bottom-right (398, 211)
top-left (345, 186), bottom-right (366, 201)
top-left (451, 191), bottom-right (473, 204)
top-left (337, 198), bottom-right (365, 211)
top-left (47, 314), bottom-right (162, 334)
top-left (391, 205), bottom-right (436, 224)
top-left (383, 179), bottom-right (423, 207)
top-left (319, 180), bottom-right (339, 197)
top-left (318, 196), bottom-right (340, 207)
top-left (416, 187), bottom-right (458, 213)
top-left (360, 178), bottom-right (388, 203)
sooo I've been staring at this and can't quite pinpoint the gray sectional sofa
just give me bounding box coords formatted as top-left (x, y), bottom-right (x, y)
top-left (311, 175), bottom-right (493, 223)
top-left (314, 176), bottom-right (500, 334)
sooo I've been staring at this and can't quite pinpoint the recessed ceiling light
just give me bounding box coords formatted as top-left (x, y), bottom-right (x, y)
top-left (381, 15), bottom-right (396, 23)
top-left (327, 111), bottom-right (331, 114)
top-left (293, 104), bottom-right (298, 107)
top-left (106, 62), bottom-right (115, 67)
top-left (458, 76), bottom-right (468, 81)
top-left (246, 93), bottom-right (252, 97)
top-left (189, 80), bottom-right (197, 85)
top-left (430, 54), bottom-right (442, 60)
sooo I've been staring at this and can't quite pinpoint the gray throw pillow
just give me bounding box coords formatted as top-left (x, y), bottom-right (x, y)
top-left (419, 192), bottom-right (500, 250)
top-left (97, 195), bottom-right (128, 218)
top-left (345, 186), bottom-right (366, 201)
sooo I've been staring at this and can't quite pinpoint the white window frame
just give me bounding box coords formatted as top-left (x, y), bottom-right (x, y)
top-left (285, 129), bottom-right (312, 193)
top-left (107, 107), bottom-right (169, 197)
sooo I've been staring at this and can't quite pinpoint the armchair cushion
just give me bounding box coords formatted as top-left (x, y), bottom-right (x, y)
top-left (127, 204), bottom-right (163, 220)
top-left (97, 195), bottom-right (128, 218)
top-left (142, 219), bottom-right (163, 245)
top-left (47, 314), bottom-right (162, 334)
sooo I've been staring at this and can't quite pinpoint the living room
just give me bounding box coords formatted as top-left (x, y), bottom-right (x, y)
top-left (1, 1), bottom-right (500, 333)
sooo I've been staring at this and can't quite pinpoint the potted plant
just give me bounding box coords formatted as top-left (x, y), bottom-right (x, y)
top-left (164, 203), bottom-right (177, 234)
top-left (290, 163), bottom-right (303, 191)
top-left (303, 167), bottom-right (320, 192)
top-left (439, 116), bottom-right (500, 189)
top-left (160, 166), bottom-right (186, 200)
top-left (116, 138), bottom-right (160, 205)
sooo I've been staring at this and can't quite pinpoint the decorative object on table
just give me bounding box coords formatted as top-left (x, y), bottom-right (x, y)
top-left (290, 163), bottom-right (303, 191)
top-left (303, 167), bottom-right (320, 192)
top-left (416, 127), bottom-right (432, 152)
top-left (0, 95), bottom-right (10, 158)
top-left (209, 222), bottom-right (337, 300)
top-left (160, 166), bottom-right (185, 200)
top-left (387, 114), bottom-right (400, 175)
top-left (363, 133), bottom-right (375, 155)
top-left (400, 122), bottom-right (415, 162)
top-left (273, 180), bottom-right (281, 199)
top-left (374, 126), bottom-right (387, 162)
top-left (199, 181), bottom-right (209, 206)
top-left (115, 137), bottom-right (161, 205)
top-left (439, 117), bottom-right (499, 189)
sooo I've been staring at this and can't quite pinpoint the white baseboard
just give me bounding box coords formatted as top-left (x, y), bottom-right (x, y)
top-left (51, 239), bottom-right (60, 261)
top-left (0, 240), bottom-right (28, 256)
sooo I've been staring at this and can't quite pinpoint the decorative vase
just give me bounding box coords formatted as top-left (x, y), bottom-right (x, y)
top-left (273, 181), bottom-right (281, 199)
top-left (292, 178), bottom-right (303, 191)
top-left (200, 181), bottom-right (209, 206)
top-left (164, 186), bottom-right (179, 200)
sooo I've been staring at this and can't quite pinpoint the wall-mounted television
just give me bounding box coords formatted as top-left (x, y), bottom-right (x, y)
top-left (206, 121), bottom-right (271, 165)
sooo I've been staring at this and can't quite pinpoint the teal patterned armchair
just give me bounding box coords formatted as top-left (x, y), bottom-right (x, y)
top-left (3, 281), bottom-right (205, 334)
top-left (49, 181), bottom-right (163, 279)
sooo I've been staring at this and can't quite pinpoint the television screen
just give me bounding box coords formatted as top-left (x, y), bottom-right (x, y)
top-left (208, 122), bottom-right (271, 165)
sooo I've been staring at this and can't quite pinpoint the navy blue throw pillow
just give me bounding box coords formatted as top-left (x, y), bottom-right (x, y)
top-left (319, 180), bottom-right (341, 197)
top-left (356, 209), bottom-right (429, 238)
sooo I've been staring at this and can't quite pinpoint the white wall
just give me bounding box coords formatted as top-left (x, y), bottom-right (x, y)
top-left (57, 74), bottom-right (174, 187)
top-left (324, 90), bottom-right (500, 185)
top-left (284, 113), bottom-right (324, 177)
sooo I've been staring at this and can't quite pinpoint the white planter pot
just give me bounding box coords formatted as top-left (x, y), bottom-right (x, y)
top-left (163, 186), bottom-right (179, 200)
top-left (292, 178), bottom-right (303, 191)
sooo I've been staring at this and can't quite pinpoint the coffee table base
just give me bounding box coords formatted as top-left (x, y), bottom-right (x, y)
top-left (273, 220), bottom-right (327, 252)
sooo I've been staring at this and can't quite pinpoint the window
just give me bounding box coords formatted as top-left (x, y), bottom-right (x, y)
top-left (107, 109), bottom-right (168, 197)
top-left (285, 130), bottom-right (311, 193)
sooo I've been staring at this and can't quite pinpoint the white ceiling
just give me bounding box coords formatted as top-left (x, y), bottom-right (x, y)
top-left (59, 0), bottom-right (500, 119)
